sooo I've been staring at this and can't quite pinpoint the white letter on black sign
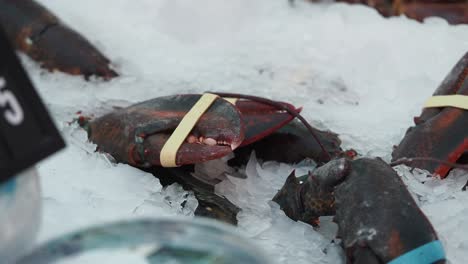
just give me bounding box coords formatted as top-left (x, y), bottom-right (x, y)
top-left (0, 77), bottom-right (24, 126)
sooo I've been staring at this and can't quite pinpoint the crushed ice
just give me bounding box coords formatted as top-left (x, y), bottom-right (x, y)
top-left (20, 0), bottom-right (468, 263)
top-left (216, 153), bottom-right (344, 264)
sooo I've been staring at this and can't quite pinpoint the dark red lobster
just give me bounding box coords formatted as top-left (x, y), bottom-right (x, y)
top-left (78, 90), bottom-right (451, 263)
top-left (268, 53), bottom-right (468, 262)
top-left (303, 0), bottom-right (468, 24)
top-left (273, 158), bottom-right (446, 264)
top-left (269, 53), bottom-right (468, 261)
top-left (79, 93), bottom-right (342, 168)
top-left (392, 52), bottom-right (468, 178)
top-left (0, 0), bottom-right (117, 80)
top-left (78, 93), bottom-right (343, 225)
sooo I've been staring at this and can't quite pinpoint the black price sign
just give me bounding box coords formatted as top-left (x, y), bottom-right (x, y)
top-left (0, 26), bottom-right (65, 183)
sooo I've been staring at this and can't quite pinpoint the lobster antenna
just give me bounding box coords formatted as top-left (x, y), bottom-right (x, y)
top-left (390, 157), bottom-right (468, 171)
top-left (208, 92), bottom-right (332, 161)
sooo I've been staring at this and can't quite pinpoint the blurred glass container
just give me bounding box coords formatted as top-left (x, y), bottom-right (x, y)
top-left (0, 167), bottom-right (41, 263)
top-left (16, 218), bottom-right (271, 264)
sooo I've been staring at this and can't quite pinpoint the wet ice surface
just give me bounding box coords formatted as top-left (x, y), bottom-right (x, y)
top-left (396, 167), bottom-right (468, 264)
top-left (20, 0), bottom-right (468, 263)
top-left (216, 155), bottom-right (344, 263)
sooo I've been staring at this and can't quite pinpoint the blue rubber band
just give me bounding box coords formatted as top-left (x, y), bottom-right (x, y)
top-left (0, 177), bottom-right (16, 195)
top-left (388, 240), bottom-right (445, 264)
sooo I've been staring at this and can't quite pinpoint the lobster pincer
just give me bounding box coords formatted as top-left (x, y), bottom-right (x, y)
top-left (0, 0), bottom-right (117, 80)
top-left (392, 52), bottom-right (468, 178)
top-left (274, 158), bottom-right (446, 263)
top-left (79, 93), bottom-right (301, 168)
top-left (272, 159), bottom-right (348, 226)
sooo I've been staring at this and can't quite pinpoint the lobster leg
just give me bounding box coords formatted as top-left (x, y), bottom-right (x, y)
top-left (0, 0), bottom-right (117, 80)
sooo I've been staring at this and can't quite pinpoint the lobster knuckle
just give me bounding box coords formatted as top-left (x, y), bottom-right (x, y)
top-left (0, 0), bottom-right (117, 80)
top-left (392, 52), bottom-right (468, 177)
top-left (312, 158), bottom-right (350, 188)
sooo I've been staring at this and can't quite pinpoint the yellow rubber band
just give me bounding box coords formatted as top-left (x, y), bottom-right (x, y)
top-left (224, 97), bottom-right (238, 105)
top-left (424, 95), bottom-right (468, 110)
top-left (160, 93), bottom-right (219, 167)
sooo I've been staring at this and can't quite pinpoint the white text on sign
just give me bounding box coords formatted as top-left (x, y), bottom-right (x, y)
top-left (0, 77), bottom-right (24, 126)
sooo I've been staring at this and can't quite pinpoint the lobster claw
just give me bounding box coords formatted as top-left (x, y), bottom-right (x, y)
top-left (334, 158), bottom-right (444, 264)
top-left (273, 158), bottom-right (349, 226)
top-left (392, 52), bottom-right (468, 178)
top-left (0, 0), bottom-right (117, 80)
top-left (234, 99), bottom-right (300, 146)
top-left (87, 95), bottom-right (243, 167)
top-left (275, 158), bottom-right (446, 263)
top-left (84, 94), bottom-right (302, 167)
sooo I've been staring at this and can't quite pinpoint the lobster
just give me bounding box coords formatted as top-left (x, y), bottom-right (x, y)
top-left (395, 0), bottom-right (468, 24)
top-left (77, 91), bottom-right (448, 261)
top-left (0, 0), bottom-right (117, 80)
top-left (273, 157), bottom-right (446, 264)
top-left (392, 52), bottom-right (468, 178)
top-left (79, 93), bottom-right (343, 168)
top-left (302, 0), bottom-right (468, 24)
top-left (78, 93), bottom-right (344, 224)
